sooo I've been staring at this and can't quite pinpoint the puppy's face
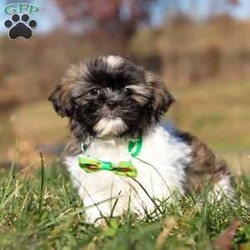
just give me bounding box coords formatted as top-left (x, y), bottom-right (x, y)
top-left (49, 56), bottom-right (174, 139)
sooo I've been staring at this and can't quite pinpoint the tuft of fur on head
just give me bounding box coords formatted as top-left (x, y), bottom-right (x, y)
top-left (48, 55), bottom-right (174, 140)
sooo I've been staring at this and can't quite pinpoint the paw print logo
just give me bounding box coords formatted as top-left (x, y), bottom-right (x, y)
top-left (4, 14), bottom-right (37, 40)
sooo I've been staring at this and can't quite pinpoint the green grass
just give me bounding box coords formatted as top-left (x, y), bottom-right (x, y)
top-left (0, 161), bottom-right (249, 250)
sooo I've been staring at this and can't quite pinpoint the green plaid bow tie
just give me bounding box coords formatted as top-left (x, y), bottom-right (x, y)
top-left (78, 156), bottom-right (137, 177)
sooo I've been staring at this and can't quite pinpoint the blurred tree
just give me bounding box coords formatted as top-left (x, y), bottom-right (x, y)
top-left (54, 0), bottom-right (157, 52)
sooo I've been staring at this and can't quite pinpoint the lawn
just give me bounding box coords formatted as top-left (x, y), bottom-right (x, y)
top-left (0, 160), bottom-right (249, 250)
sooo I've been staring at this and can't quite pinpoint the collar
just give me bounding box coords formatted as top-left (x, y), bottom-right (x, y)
top-left (128, 134), bottom-right (142, 157)
top-left (81, 133), bottom-right (143, 157)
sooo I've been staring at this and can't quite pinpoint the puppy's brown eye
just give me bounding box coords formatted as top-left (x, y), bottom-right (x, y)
top-left (123, 88), bottom-right (133, 96)
top-left (90, 88), bottom-right (100, 96)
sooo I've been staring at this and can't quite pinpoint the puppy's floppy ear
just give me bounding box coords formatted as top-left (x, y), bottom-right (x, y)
top-left (48, 64), bottom-right (84, 117)
top-left (146, 71), bottom-right (175, 115)
top-left (48, 84), bottom-right (73, 117)
top-left (48, 82), bottom-right (75, 117)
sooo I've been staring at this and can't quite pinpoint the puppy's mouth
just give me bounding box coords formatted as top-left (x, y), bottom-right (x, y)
top-left (101, 106), bottom-right (120, 119)
top-left (103, 111), bottom-right (116, 119)
top-left (93, 106), bottom-right (128, 137)
top-left (93, 117), bottom-right (128, 138)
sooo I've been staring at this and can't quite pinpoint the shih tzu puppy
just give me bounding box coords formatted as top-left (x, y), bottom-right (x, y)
top-left (49, 55), bottom-right (233, 224)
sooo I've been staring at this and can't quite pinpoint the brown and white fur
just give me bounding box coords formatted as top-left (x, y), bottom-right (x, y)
top-left (49, 55), bottom-right (233, 224)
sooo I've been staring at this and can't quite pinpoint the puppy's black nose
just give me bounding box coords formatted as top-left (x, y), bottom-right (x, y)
top-left (106, 100), bottom-right (118, 109)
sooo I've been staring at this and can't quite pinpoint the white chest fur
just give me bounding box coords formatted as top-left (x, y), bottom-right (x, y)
top-left (65, 125), bottom-right (192, 223)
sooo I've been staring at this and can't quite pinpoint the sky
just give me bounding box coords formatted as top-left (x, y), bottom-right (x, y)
top-left (0, 0), bottom-right (250, 34)
top-left (151, 0), bottom-right (250, 25)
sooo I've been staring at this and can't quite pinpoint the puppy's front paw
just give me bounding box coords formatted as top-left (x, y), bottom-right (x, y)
top-left (84, 204), bottom-right (112, 226)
